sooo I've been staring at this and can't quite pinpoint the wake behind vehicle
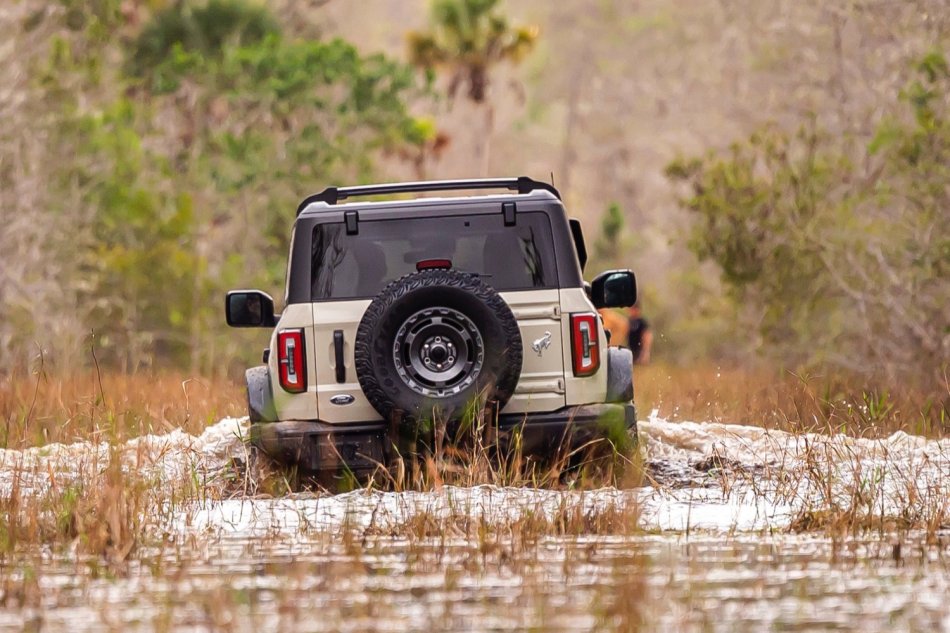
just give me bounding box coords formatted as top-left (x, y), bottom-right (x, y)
top-left (226, 177), bottom-right (638, 475)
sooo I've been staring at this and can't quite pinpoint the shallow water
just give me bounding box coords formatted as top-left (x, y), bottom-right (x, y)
top-left (1, 531), bottom-right (947, 632)
top-left (0, 414), bottom-right (948, 631)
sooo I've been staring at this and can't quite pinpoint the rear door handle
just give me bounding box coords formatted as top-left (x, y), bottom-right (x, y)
top-left (333, 330), bottom-right (346, 383)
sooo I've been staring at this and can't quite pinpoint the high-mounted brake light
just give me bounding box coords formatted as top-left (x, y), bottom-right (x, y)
top-left (570, 313), bottom-right (600, 377)
top-left (277, 329), bottom-right (307, 393)
top-left (416, 259), bottom-right (452, 271)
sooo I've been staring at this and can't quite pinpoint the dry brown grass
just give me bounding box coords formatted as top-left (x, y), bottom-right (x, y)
top-left (244, 407), bottom-right (645, 497)
top-left (0, 370), bottom-right (244, 561)
top-left (2, 361), bottom-right (944, 451)
top-left (637, 363), bottom-right (949, 538)
top-left (0, 448), bottom-right (160, 562)
top-left (636, 362), bottom-right (948, 438)
top-left (0, 369), bottom-right (244, 448)
top-left (0, 363), bottom-right (944, 556)
top-left (0, 365), bottom-right (944, 611)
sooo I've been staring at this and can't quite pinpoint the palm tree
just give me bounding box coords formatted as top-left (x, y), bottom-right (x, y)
top-left (408, 0), bottom-right (537, 174)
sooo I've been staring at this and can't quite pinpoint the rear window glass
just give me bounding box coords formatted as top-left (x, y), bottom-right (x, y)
top-left (311, 212), bottom-right (557, 300)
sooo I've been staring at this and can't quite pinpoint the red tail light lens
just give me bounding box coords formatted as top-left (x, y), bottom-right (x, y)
top-left (277, 329), bottom-right (307, 393)
top-left (570, 313), bottom-right (600, 377)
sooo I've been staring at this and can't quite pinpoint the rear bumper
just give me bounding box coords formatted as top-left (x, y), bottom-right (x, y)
top-left (251, 402), bottom-right (637, 473)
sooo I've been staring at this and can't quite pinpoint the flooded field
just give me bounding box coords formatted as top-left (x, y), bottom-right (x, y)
top-left (2, 530), bottom-right (947, 632)
top-left (1, 414), bottom-right (948, 632)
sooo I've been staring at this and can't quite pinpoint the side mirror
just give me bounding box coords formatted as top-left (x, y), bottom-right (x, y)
top-left (590, 270), bottom-right (637, 309)
top-left (226, 290), bottom-right (277, 328)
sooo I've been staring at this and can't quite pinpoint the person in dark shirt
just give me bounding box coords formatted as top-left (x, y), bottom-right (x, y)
top-left (626, 303), bottom-right (653, 364)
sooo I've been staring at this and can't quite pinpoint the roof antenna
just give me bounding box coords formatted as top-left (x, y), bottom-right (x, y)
top-left (550, 171), bottom-right (555, 187)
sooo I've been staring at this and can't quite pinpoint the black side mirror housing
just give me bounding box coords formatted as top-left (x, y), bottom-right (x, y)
top-left (590, 270), bottom-right (637, 309)
top-left (226, 290), bottom-right (277, 328)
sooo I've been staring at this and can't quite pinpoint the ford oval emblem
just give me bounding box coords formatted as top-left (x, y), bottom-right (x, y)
top-left (330, 394), bottom-right (355, 406)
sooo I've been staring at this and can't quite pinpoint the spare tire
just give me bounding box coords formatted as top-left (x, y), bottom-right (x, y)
top-left (354, 269), bottom-right (522, 427)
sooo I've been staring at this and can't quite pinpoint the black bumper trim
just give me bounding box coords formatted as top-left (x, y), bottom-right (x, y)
top-left (251, 403), bottom-right (637, 473)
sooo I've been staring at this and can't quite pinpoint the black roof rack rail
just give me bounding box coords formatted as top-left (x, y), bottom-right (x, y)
top-left (296, 176), bottom-right (560, 214)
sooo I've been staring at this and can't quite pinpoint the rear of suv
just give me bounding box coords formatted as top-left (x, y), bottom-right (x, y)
top-left (226, 177), bottom-right (638, 474)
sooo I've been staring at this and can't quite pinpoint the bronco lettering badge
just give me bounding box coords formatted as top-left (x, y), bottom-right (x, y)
top-left (531, 331), bottom-right (552, 357)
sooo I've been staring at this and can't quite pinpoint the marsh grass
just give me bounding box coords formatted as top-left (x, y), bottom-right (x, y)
top-left (636, 363), bottom-right (948, 539)
top-left (232, 404), bottom-right (645, 503)
top-left (0, 369), bottom-right (244, 448)
top-left (782, 438), bottom-right (949, 541)
top-left (3, 456), bottom-right (156, 563)
top-left (637, 362), bottom-right (948, 438)
top-left (2, 363), bottom-right (944, 448)
top-left (639, 364), bottom-right (948, 540)
top-left (363, 404), bottom-right (644, 495)
top-left (0, 371), bottom-right (245, 564)
top-left (0, 363), bottom-right (946, 569)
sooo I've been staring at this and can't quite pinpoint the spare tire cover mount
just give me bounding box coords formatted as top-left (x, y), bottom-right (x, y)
top-left (393, 306), bottom-right (485, 398)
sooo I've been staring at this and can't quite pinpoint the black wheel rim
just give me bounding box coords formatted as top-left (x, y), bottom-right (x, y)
top-left (392, 307), bottom-right (484, 398)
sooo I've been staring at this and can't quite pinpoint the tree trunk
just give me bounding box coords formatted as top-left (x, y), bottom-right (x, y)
top-left (480, 102), bottom-right (494, 177)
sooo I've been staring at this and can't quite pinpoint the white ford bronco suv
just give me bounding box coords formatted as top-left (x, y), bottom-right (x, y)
top-left (225, 177), bottom-right (638, 474)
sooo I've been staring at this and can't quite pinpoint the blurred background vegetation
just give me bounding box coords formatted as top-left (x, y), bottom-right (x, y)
top-left (0, 0), bottom-right (947, 416)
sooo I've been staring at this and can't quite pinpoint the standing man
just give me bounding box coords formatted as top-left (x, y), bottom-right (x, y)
top-left (626, 303), bottom-right (652, 364)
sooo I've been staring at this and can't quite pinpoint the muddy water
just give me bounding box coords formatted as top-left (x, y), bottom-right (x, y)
top-left (1, 414), bottom-right (948, 632)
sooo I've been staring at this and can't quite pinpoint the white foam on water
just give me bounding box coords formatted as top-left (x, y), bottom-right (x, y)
top-left (185, 485), bottom-right (633, 536)
top-left (0, 412), bottom-right (946, 535)
top-left (184, 483), bottom-right (799, 537)
top-left (0, 417), bottom-right (250, 496)
top-left (639, 410), bottom-right (949, 527)
top-left (180, 411), bottom-right (947, 536)
top-left (640, 411), bottom-right (950, 467)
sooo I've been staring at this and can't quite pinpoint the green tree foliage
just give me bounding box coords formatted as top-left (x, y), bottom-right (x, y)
top-left (35, 0), bottom-right (425, 371)
top-left (127, 0), bottom-right (280, 77)
top-left (667, 53), bottom-right (950, 394)
top-left (407, 0), bottom-right (537, 103)
top-left (407, 0), bottom-right (537, 176)
top-left (590, 202), bottom-right (627, 272)
top-left (71, 100), bottom-right (202, 370)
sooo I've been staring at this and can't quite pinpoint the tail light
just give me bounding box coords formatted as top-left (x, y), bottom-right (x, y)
top-left (570, 313), bottom-right (600, 377)
top-left (277, 329), bottom-right (307, 393)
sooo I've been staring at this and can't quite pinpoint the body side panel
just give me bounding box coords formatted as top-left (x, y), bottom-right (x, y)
top-left (499, 289), bottom-right (566, 414)
top-left (269, 303), bottom-right (320, 420)
top-left (558, 286), bottom-right (609, 406)
top-left (310, 299), bottom-right (383, 424)
top-left (299, 290), bottom-right (568, 423)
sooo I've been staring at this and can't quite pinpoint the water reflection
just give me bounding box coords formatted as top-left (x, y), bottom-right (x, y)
top-left (1, 532), bottom-right (947, 632)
